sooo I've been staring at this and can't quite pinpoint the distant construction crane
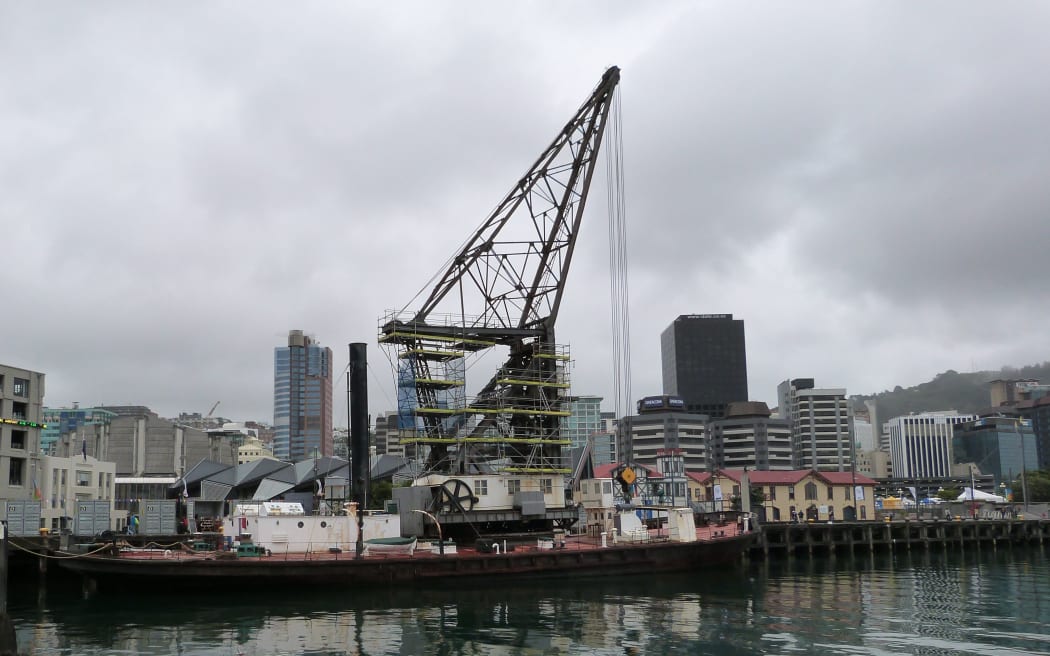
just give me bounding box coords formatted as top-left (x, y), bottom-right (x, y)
top-left (380, 67), bottom-right (621, 487)
top-left (206, 401), bottom-right (221, 420)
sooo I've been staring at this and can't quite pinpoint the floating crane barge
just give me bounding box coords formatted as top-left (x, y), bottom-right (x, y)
top-left (57, 67), bottom-right (758, 594)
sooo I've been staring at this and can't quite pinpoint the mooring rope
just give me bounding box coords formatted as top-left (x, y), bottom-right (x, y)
top-left (8, 539), bottom-right (113, 560)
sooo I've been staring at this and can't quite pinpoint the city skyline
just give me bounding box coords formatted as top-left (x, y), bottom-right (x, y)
top-left (5, 4), bottom-right (1050, 424)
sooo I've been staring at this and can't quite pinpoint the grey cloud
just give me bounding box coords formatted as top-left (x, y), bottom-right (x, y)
top-left (3, 2), bottom-right (1048, 421)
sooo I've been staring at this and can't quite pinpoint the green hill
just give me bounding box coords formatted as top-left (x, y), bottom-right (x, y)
top-left (851, 361), bottom-right (1050, 421)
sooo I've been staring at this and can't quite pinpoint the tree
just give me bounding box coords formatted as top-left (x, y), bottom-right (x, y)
top-left (937, 487), bottom-right (960, 502)
top-left (368, 480), bottom-right (394, 510)
top-left (1012, 470), bottom-right (1050, 503)
top-left (750, 486), bottom-right (767, 509)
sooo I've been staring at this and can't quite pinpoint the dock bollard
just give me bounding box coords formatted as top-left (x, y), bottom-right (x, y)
top-left (601, 532), bottom-right (608, 548)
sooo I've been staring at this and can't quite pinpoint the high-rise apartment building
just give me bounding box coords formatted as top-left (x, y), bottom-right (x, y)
top-left (886, 411), bottom-right (976, 479)
top-left (274, 330), bottom-right (333, 462)
top-left (709, 401), bottom-right (793, 470)
top-left (660, 314), bottom-right (747, 420)
top-left (778, 378), bottom-right (853, 471)
top-left (373, 411), bottom-right (401, 457)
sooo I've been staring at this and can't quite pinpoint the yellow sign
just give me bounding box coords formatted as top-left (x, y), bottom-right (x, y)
top-left (620, 466), bottom-right (636, 485)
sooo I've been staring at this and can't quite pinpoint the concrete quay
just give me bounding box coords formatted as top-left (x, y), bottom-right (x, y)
top-left (751, 518), bottom-right (1050, 558)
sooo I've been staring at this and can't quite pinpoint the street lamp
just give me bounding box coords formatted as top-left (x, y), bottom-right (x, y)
top-left (969, 465), bottom-right (977, 519)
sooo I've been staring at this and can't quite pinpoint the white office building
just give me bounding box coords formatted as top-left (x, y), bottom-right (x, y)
top-left (886, 411), bottom-right (976, 478)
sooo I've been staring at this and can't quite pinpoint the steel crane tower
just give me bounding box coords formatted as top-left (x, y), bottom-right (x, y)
top-left (380, 67), bottom-right (620, 485)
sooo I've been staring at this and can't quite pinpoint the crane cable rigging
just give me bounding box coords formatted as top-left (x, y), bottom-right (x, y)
top-left (604, 87), bottom-right (632, 435)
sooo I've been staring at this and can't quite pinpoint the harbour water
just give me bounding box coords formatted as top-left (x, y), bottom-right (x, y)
top-left (9, 547), bottom-right (1050, 655)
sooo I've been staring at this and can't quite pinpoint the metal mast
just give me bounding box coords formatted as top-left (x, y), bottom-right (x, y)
top-left (380, 67), bottom-right (620, 478)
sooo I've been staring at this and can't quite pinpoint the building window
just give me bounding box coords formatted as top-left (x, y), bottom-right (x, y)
top-left (12, 378), bottom-right (29, 398)
top-left (805, 482), bottom-right (818, 500)
top-left (12, 402), bottom-right (27, 421)
top-left (475, 479), bottom-right (488, 496)
top-left (768, 486), bottom-right (776, 501)
top-left (76, 470), bottom-right (91, 487)
top-left (508, 479), bottom-right (521, 494)
top-left (10, 430), bottom-right (26, 450)
top-left (789, 486), bottom-right (796, 500)
top-left (861, 505), bottom-right (867, 519)
top-left (8, 458), bottom-right (24, 486)
top-left (541, 479), bottom-right (553, 494)
top-left (827, 486), bottom-right (834, 500)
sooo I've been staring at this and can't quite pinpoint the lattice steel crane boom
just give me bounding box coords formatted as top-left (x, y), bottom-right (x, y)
top-left (380, 67), bottom-right (620, 477)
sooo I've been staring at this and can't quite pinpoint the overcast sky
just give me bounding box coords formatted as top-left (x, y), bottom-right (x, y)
top-left (4, 3), bottom-right (1049, 426)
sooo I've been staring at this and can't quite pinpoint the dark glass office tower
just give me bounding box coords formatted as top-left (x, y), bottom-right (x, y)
top-left (274, 330), bottom-right (333, 462)
top-left (661, 314), bottom-right (748, 420)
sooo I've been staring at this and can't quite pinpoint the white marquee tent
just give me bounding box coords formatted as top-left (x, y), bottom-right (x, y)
top-left (956, 487), bottom-right (1007, 503)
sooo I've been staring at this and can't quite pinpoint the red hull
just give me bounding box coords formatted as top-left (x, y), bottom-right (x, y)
top-left (59, 533), bottom-right (755, 592)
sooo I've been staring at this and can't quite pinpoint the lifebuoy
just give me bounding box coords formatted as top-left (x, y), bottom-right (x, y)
top-left (164, 549), bottom-right (173, 559)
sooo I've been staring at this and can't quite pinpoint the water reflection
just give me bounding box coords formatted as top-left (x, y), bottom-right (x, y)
top-left (12, 548), bottom-right (1050, 655)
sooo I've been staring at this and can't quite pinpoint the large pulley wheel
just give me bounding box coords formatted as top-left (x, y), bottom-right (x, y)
top-left (439, 479), bottom-right (478, 513)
